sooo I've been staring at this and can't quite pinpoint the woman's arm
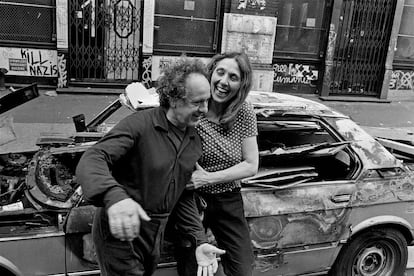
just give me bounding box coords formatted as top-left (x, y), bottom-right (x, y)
top-left (188, 136), bottom-right (259, 189)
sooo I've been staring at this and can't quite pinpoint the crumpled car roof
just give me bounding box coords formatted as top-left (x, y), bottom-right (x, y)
top-left (247, 91), bottom-right (348, 118)
top-left (124, 82), bottom-right (347, 118)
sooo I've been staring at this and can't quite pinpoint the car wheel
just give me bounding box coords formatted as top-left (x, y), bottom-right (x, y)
top-left (0, 267), bottom-right (15, 276)
top-left (330, 228), bottom-right (407, 276)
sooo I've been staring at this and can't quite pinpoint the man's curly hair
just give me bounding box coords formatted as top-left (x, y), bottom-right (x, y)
top-left (157, 58), bottom-right (209, 108)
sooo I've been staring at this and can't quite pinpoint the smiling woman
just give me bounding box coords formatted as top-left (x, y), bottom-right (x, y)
top-left (171, 52), bottom-right (259, 276)
top-left (206, 52), bottom-right (253, 129)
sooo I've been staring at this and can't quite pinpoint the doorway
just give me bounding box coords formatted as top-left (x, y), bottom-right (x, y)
top-left (69, 0), bottom-right (142, 83)
top-left (329, 0), bottom-right (396, 96)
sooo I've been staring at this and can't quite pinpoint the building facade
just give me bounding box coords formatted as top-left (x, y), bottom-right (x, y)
top-left (0, 0), bottom-right (413, 99)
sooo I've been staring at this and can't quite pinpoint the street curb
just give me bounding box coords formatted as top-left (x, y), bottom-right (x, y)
top-left (56, 87), bottom-right (125, 95)
top-left (319, 96), bottom-right (391, 103)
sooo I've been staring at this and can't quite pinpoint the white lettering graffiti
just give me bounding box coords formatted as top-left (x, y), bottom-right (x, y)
top-left (389, 70), bottom-right (414, 90)
top-left (273, 64), bottom-right (288, 73)
top-left (273, 63), bottom-right (318, 85)
top-left (20, 49), bottom-right (58, 77)
top-left (159, 58), bottom-right (173, 71)
top-left (57, 53), bottom-right (67, 88)
top-left (237, 0), bottom-right (266, 11)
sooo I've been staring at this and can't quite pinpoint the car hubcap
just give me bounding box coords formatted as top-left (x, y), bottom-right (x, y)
top-left (355, 246), bottom-right (386, 275)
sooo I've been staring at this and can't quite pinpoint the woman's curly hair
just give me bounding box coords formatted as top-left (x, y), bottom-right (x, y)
top-left (157, 58), bottom-right (209, 108)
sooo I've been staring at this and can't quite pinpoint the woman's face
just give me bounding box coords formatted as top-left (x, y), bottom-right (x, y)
top-left (210, 58), bottom-right (241, 104)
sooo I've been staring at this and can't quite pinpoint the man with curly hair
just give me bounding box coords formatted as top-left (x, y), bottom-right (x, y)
top-left (76, 58), bottom-right (225, 276)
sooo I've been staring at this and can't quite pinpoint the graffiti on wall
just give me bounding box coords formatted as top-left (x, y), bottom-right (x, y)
top-left (236, 0), bottom-right (266, 10)
top-left (0, 47), bottom-right (57, 77)
top-left (273, 63), bottom-right (318, 85)
top-left (389, 70), bottom-right (414, 90)
top-left (20, 49), bottom-right (58, 77)
top-left (141, 55), bottom-right (152, 88)
top-left (57, 53), bottom-right (67, 88)
top-left (230, 0), bottom-right (278, 17)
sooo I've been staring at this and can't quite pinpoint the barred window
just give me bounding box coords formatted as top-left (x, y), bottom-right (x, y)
top-left (153, 0), bottom-right (220, 54)
top-left (0, 0), bottom-right (56, 47)
top-left (394, 0), bottom-right (414, 66)
top-left (273, 0), bottom-right (327, 59)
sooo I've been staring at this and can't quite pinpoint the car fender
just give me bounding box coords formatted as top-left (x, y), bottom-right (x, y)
top-left (350, 215), bottom-right (414, 243)
top-left (0, 256), bottom-right (22, 276)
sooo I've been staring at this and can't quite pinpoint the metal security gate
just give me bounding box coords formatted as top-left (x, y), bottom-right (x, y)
top-left (330, 0), bottom-right (396, 96)
top-left (69, 0), bottom-right (142, 83)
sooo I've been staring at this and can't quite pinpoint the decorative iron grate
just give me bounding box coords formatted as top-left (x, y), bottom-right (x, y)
top-left (69, 0), bottom-right (141, 82)
top-left (330, 0), bottom-right (396, 96)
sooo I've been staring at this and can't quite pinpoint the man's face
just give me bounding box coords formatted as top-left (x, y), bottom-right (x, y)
top-left (170, 73), bottom-right (210, 129)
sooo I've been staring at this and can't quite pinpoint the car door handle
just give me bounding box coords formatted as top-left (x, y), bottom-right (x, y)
top-left (331, 194), bottom-right (351, 203)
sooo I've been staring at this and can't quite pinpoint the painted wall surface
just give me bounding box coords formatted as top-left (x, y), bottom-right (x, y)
top-left (389, 70), bottom-right (414, 90)
top-left (0, 47), bottom-right (58, 77)
top-left (56, 0), bottom-right (69, 49)
top-left (151, 56), bottom-right (210, 81)
top-left (252, 68), bottom-right (274, 92)
top-left (151, 55), bottom-right (273, 92)
top-left (273, 62), bottom-right (319, 93)
top-left (221, 13), bottom-right (277, 64)
top-left (143, 0), bottom-right (155, 54)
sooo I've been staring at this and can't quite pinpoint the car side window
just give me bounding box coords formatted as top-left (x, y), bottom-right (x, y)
top-left (244, 118), bottom-right (356, 188)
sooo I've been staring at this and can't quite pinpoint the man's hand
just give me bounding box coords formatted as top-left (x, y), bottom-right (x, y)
top-left (107, 198), bottom-right (151, 241)
top-left (187, 163), bottom-right (211, 190)
top-left (195, 243), bottom-right (226, 276)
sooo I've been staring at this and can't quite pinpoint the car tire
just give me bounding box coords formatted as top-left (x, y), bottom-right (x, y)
top-left (330, 228), bottom-right (407, 276)
top-left (0, 267), bottom-right (15, 276)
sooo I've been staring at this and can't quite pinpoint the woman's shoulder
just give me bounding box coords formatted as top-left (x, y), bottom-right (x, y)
top-left (238, 101), bottom-right (255, 116)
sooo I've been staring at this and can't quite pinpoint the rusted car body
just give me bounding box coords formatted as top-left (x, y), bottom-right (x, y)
top-left (0, 90), bottom-right (413, 276)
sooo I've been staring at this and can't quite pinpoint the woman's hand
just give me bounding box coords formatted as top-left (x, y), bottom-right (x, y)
top-left (186, 163), bottom-right (211, 190)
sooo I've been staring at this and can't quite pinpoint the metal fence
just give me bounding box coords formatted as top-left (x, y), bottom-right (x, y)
top-left (330, 0), bottom-right (396, 96)
top-left (69, 0), bottom-right (142, 82)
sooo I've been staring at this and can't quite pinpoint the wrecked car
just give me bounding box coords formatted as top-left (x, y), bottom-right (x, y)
top-left (1, 85), bottom-right (414, 276)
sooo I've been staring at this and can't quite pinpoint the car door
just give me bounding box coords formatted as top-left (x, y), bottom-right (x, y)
top-left (64, 204), bottom-right (100, 274)
top-left (243, 116), bottom-right (359, 275)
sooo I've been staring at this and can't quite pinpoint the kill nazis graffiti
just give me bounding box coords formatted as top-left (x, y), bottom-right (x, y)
top-left (273, 63), bottom-right (318, 85)
top-left (0, 47), bottom-right (58, 77)
top-left (20, 49), bottom-right (58, 77)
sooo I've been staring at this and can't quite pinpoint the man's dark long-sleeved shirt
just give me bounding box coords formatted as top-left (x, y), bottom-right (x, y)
top-left (76, 106), bottom-right (206, 244)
